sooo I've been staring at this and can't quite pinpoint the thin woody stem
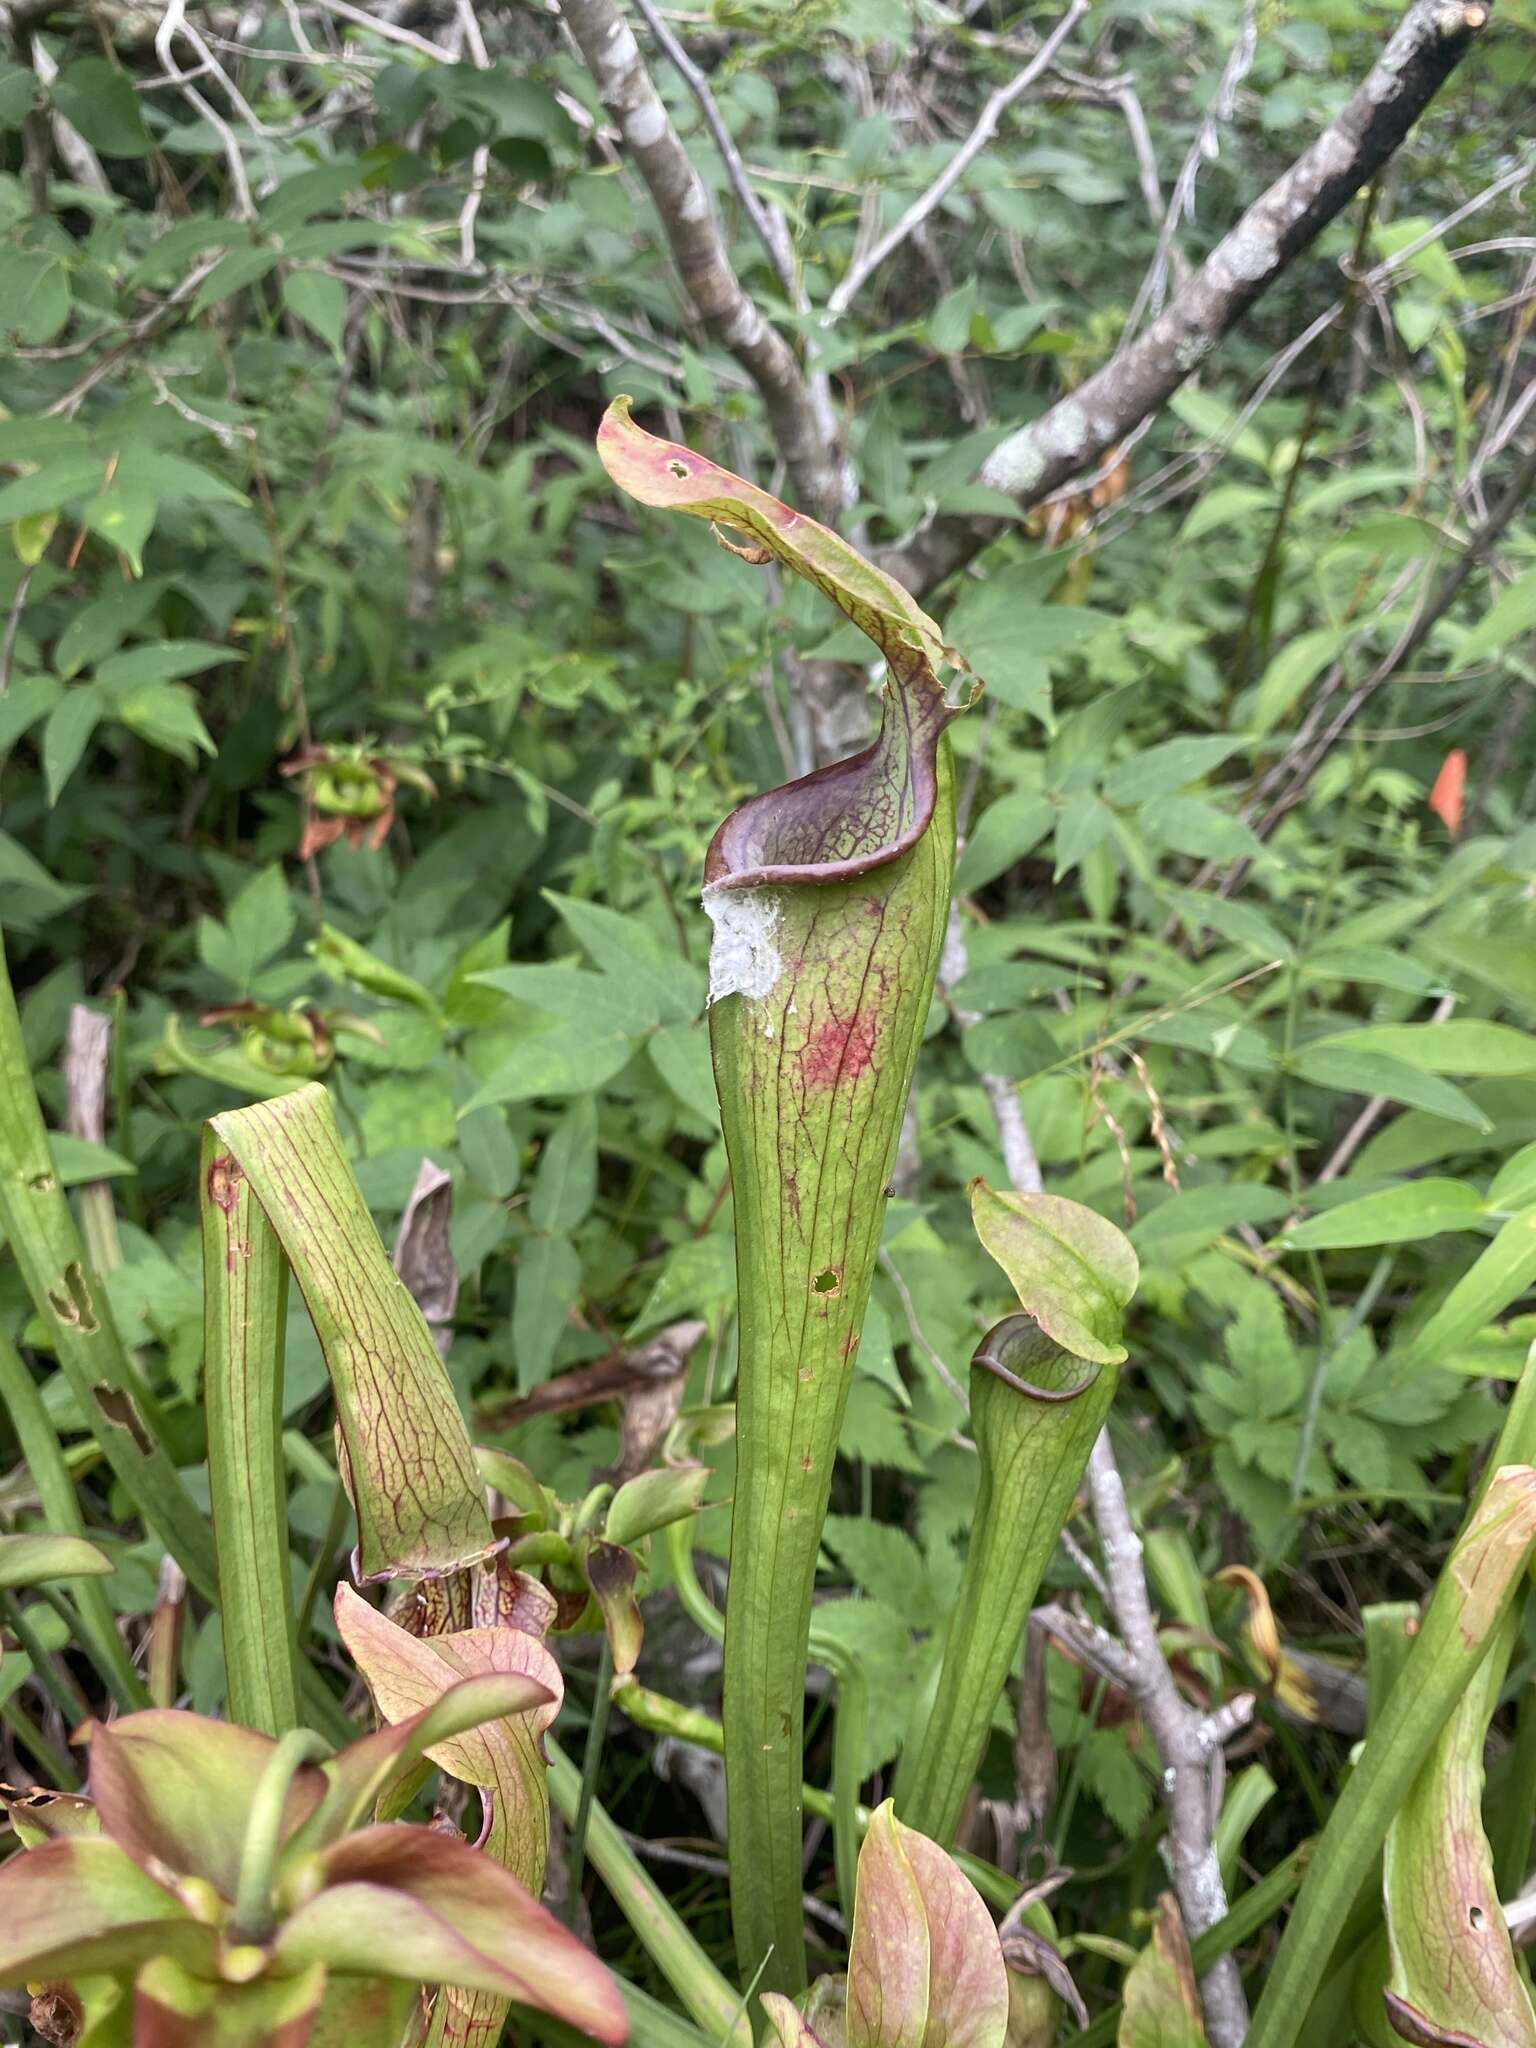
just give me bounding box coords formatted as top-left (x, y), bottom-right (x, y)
top-left (1086, 1437), bottom-right (1249, 2046)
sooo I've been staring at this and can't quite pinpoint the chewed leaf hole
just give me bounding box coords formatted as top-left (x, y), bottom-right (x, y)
top-left (1469, 1905), bottom-right (1487, 1930)
top-left (93, 1384), bottom-right (152, 1455)
top-left (48, 1262), bottom-right (98, 1334)
top-left (811, 1267), bottom-right (842, 1297)
top-left (666, 459), bottom-right (689, 478)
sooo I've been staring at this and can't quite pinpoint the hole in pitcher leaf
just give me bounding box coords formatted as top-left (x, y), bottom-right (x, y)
top-left (666, 459), bottom-right (689, 478)
top-left (93, 1385), bottom-right (152, 1455)
top-left (810, 1268), bottom-right (842, 1296)
top-left (48, 1263), bottom-right (98, 1334)
top-left (1469, 1905), bottom-right (1487, 1930)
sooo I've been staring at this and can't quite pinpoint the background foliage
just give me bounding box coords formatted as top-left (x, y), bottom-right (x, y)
top-left (0, 0), bottom-right (1533, 2033)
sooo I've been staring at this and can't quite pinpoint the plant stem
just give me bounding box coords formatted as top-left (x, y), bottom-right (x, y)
top-left (1, 1591), bottom-right (91, 1730)
top-left (545, 1737), bottom-right (752, 2048)
top-left (296, 1476), bottom-right (349, 1646)
top-left (567, 1634), bottom-right (614, 1921)
top-left (233, 1728), bottom-right (332, 1941)
top-left (1, 1696), bottom-right (78, 1789)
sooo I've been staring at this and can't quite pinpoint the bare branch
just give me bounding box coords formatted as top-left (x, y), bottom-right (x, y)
top-left (1123, 0), bottom-right (1258, 334)
top-left (1243, 431), bottom-right (1536, 848)
top-left (451, 0), bottom-right (492, 268)
top-left (155, 0), bottom-right (256, 219)
top-left (1086, 1437), bottom-right (1249, 2046)
top-left (309, 0), bottom-right (455, 59)
top-left (626, 0), bottom-right (794, 303)
top-left (1034, 1600), bottom-right (1140, 1694)
top-left (981, 0), bottom-right (1495, 507)
top-left (825, 0), bottom-right (1088, 319)
top-left (558, 0), bottom-right (838, 515)
top-left (940, 904), bottom-right (1045, 1194)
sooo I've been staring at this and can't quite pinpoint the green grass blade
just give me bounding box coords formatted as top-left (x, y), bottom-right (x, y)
top-left (200, 1124), bottom-right (301, 1735)
top-left (546, 1737), bottom-right (752, 2048)
top-left (0, 1325), bottom-right (145, 1708)
top-left (0, 930), bottom-right (217, 1597)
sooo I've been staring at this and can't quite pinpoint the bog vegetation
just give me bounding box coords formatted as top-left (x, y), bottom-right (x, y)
top-left (0, 0), bottom-right (1533, 2044)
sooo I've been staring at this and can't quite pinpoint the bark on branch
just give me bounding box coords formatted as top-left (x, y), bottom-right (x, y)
top-left (977, 0), bottom-right (1494, 508)
top-left (559, 0), bottom-right (839, 517)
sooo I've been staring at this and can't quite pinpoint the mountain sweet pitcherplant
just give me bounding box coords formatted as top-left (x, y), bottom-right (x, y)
top-left (599, 397), bottom-right (973, 1997)
top-left (0, 1681), bottom-right (626, 2048)
top-left (894, 1182), bottom-right (1136, 1846)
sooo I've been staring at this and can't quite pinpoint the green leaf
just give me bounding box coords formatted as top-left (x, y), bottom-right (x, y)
top-left (0, 456), bottom-right (106, 523)
top-left (956, 793), bottom-right (1054, 892)
top-left (0, 252), bottom-right (69, 346)
top-left (283, 269), bottom-right (346, 357)
top-left (0, 1835), bottom-right (206, 1983)
top-left (528, 1095), bottom-right (597, 1233)
top-left (0, 672), bottom-right (60, 753)
top-left (1120, 1897), bottom-right (1210, 2047)
top-left (1389, 1207), bottom-right (1536, 1379)
top-left (82, 485), bottom-right (156, 573)
top-left (192, 246), bottom-right (279, 315)
top-left (1139, 795), bottom-right (1265, 863)
top-left (1253, 626), bottom-right (1348, 736)
top-left (627, 1232), bottom-right (737, 1339)
top-left (1179, 483), bottom-right (1275, 543)
top-left (647, 1021), bottom-right (720, 1127)
top-left (48, 1133), bottom-right (136, 1185)
top-left (110, 682), bottom-right (216, 764)
top-left (1168, 386), bottom-right (1270, 470)
top-left (1448, 562), bottom-right (1536, 675)
top-left (1291, 1044), bottom-right (1489, 1130)
top-left (471, 962), bottom-right (656, 1036)
top-left (0, 60), bottom-right (36, 128)
top-left (513, 1232), bottom-right (581, 1389)
top-left (970, 1181), bottom-right (1137, 1364)
top-left (544, 890), bottom-right (702, 1025)
top-left (115, 451), bottom-right (247, 509)
top-left (95, 640), bottom-right (235, 688)
top-left (42, 686), bottom-right (101, 805)
top-left (1132, 1184), bottom-right (1292, 1259)
top-left (963, 1012), bottom-right (1060, 1082)
top-left (842, 1802), bottom-right (1009, 2048)
top-left (1488, 1143), bottom-right (1536, 1213)
top-left (50, 57), bottom-right (152, 155)
top-left (606, 1465), bottom-right (711, 1548)
top-left (0, 1532), bottom-right (112, 1588)
top-left (1054, 794), bottom-right (1113, 878)
top-left (1424, 932), bottom-right (1536, 1017)
top-left (1310, 1021), bottom-right (1536, 1077)
top-left (1279, 1179), bottom-right (1486, 1250)
top-left (462, 1019), bottom-right (634, 1109)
